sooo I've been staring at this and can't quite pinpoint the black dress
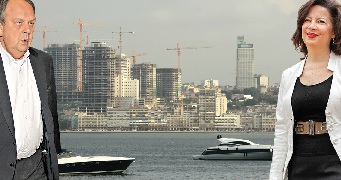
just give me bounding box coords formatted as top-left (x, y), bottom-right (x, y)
top-left (288, 75), bottom-right (341, 180)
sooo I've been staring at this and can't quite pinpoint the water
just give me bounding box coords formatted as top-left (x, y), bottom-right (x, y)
top-left (60, 132), bottom-right (274, 180)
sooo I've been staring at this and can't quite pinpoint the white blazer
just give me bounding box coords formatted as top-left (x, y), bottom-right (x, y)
top-left (269, 52), bottom-right (341, 180)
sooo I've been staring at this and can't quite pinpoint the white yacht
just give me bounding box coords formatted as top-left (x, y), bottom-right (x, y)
top-left (58, 151), bottom-right (135, 174)
top-left (193, 135), bottom-right (273, 160)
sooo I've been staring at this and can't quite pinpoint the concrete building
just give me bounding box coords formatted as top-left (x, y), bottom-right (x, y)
top-left (81, 42), bottom-right (115, 113)
top-left (214, 114), bottom-right (241, 130)
top-left (156, 68), bottom-right (181, 101)
top-left (198, 88), bottom-right (216, 130)
top-left (198, 88), bottom-right (228, 127)
top-left (215, 91), bottom-right (227, 116)
top-left (255, 74), bottom-right (269, 93)
top-left (236, 36), bottom-right (256, 90)
top-left (201, 79), bottom-right (219, 88)
top-left (166, 113), bottom-right (199, 131)
top-left (106, 107), bottom-right (130, 130)
top-left (45, 43), bottom-right (80, 104)
top-left (261, 114), bottom-right (276, 131)
top-left (111, 54), bottom-right (139, 108)
top-left (253, 113), bottom-right (276, 131)
top-left (131, 63), bottom-right (157, 98)
top-left (113, 54), bottom-right (131, 80)
top-left (77, 113), bottom-right (108, 130)
top-left (255, 74), bottom-right (269, 87)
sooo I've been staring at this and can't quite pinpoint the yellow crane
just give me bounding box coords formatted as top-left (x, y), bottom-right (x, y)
top-left (112, 27), bottom-right (134, 99)
top-left (73, 19), bottom-right (103, 91)
top-left (131, 50), bottom-right (147, 65)
top-left (166, 43), bottom-right (197, 70)
top-left (35, 26), bottom-right (57, 49)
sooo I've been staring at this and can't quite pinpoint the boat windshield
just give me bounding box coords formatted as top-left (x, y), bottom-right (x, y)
top-left (219, 141), bottom-right (251, 146)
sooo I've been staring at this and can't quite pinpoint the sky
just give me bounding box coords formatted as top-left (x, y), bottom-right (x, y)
top-left (31, 0), bottom-right (317, 86)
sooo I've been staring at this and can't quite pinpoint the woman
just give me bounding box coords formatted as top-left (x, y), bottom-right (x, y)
top-left (269, 0), bottom-right (341, 179)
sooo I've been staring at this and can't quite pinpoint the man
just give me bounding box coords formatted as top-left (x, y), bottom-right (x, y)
top-left (0, 0), bottom-right (59, 179)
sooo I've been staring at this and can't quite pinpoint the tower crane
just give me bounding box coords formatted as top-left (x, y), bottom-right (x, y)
top-left (112, 27), bottom-right (134, 99)
top-left (166, 43), bottom-right (197, 70)
top-left (35, 26), bottom-right (56, 49)
top-left (131, 50), bottom-right (147, 65)
top-left (73, 19), bottom-right (103, 91)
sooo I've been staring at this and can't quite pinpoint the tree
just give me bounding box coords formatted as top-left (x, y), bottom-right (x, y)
top-left (259, 94), bottom-right (277, 104)
top-left (243, 87), bottom-right (259, 98)
top-left (222, 90), bottom-right (232, 99)
top-left (244, 99), bottom-right (257, 106)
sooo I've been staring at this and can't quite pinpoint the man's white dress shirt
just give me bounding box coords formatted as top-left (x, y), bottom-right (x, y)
top-left (0, 43), bottom-right (43, 160)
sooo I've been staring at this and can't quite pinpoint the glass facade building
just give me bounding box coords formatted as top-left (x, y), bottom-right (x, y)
top-left (236, 36), bottom-right (256, 90)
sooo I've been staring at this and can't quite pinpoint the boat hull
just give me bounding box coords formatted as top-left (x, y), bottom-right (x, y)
top-left (194, 136), bottom-right (273, 160)
top-left (58, 156), bottom-right (135, 174)
top-left (193, 151), bottom-right (272, 160)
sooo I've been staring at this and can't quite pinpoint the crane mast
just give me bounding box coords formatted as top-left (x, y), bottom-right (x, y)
top-left (74, 19), bottom-right (103, 92)
top-left (35, 26), bottom-right (56, 49)
top-left (166, 43), bottom-right (197, 70)
top-left (112, 27), bottom-right (133, 103)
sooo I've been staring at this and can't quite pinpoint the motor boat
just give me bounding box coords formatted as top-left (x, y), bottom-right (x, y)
top-left (58, 151), bottom-right (135, 174)
top-left (193, 135), bottom-right (273, 160)
top-left (55, 131), bottom-right (135, 174)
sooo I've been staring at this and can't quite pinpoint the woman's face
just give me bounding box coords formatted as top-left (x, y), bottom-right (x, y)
top-left (302, 5), bottom-right (335, 50)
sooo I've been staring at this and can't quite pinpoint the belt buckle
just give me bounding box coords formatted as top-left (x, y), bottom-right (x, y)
top-left (308, 120), bottom-right (315, 135)
top-left (295, 123), bottom-right (305, 133)
top-left (314, 121), bottom-right (327, 134)
top-left (321, 122), bottom-right (327, 131)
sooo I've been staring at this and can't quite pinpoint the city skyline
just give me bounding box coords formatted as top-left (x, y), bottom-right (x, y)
top-left (32, 0), bottom-right (310, 86)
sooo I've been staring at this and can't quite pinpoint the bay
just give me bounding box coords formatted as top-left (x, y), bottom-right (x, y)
top-left (60, 132), bottom-right (274, 180)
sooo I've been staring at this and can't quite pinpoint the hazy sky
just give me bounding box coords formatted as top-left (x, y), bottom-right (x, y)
top-left (31, 0), bottom-right (317, 86)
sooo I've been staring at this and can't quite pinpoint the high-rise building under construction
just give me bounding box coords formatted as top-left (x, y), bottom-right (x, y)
top-left (81, 42), bottom-right (116, 113)
top-left (131, 63), bottom-right (157, 99)
top-left (156, 68), bottom-right (181, 101)
top-left (45, 43), bottom-right (80, 104)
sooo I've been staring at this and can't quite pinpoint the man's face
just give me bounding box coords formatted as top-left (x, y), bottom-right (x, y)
top-left (0, 0), bottom-right (36, 59)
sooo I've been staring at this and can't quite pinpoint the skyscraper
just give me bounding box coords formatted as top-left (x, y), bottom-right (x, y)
top-left (111, 54), bottom-right (139, 109)
top-left (81, 42), bottom-right (116, 113)
top-left (131, 63), bottom-right (157, 98)
top-left (236, 36), bottom-right (256, 90)
top-left (45, 43), bottom-right (80, 104)
top-left (156, 68), bottom-right (181, 101)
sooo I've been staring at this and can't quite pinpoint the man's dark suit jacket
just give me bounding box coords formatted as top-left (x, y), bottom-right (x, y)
top-left (0, 47), bottom-right (59, 179)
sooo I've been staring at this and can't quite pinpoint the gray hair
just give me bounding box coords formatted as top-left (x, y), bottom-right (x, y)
top-left (0, 0), bottom-right (35, 24)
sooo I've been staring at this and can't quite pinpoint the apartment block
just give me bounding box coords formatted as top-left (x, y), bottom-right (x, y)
top-left (111, 54), bottom-right (139, 108)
